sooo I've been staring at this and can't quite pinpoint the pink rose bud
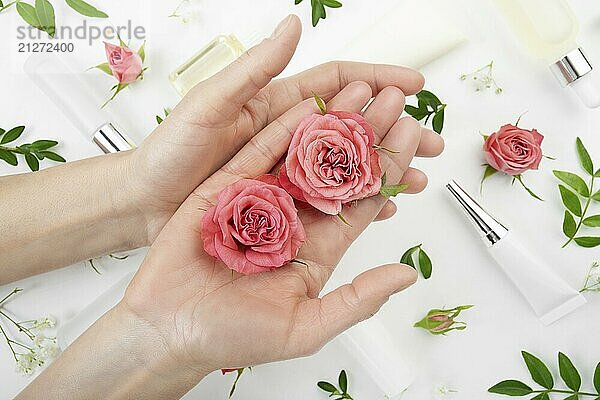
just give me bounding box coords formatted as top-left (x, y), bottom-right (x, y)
top-left (414, 305), bottom-right (473, 336)
top-left (483, 124), bottom-right (544, 176)
top-left (278, 112), bottom-right (382, 215)
top-left (104, 42), bottom-right (143, 84)
top-left (428, 314), bottom-right (451, 323)
top-left (201, 177), bottom-right (306, 275)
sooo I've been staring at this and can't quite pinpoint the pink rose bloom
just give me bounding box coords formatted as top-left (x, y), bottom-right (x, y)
top-left (278, 112), bottom-right (382, 215)
top-left (201, 178), bottom-right (305, 275)
top-left (104, 42), bottom-right (143, 84)
top-left (484, 124), bottom-right (544, 175)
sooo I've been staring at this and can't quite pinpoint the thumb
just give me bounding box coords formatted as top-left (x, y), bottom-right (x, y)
top-left (295, 263), bottom-right (418, 356)
top-left (185, 14), bottom-right (302, 118)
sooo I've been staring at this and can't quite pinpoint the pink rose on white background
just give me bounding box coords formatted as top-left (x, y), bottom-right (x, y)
top-left (104, 42), bottom-right (143, 84)
top-left (278, 111), bottom-right (382, 215)
top-left (484, 124), bottom-right (544, 176)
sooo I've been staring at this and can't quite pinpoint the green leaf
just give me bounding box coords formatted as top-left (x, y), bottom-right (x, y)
top-left (338, 370), bottom-right (347, 393)
top-left (34, 0), bottom-right (55, 37)
top-left (418, 249), bottom-right (432, 279)
top-left (313, 93), bottom-right (327, 114)
top-left (65, 0), bottom-right (108, 18)
top-left (521, 351), bottom-right (554, 390)
top-left (593, 190), bottom-right (600, 202)
top-left (0, 1), bottom-right (4, 8)
top-left (488, 380), bottom-right (533, 396)
top-left (156, 115), bottom-right (164, 124)
top-left (593, 362), bottom-right (600, 393)
top-left (432, 107), bottom-right (444, 134)
top-left (553, 171), bottom-right (589, 197)
top-left (321, 0), bottom-right (342, 7)
top-left (30, 140), bottom-right (58, 150)
top-left (37, 151), bottom-right (65, 162)
top-left (416, 90), bottom-right (442, 107)
top-left (563, 396), bottom-right (578, 400)
top-left (380, 183), bottom-right (409, 198)
top-left (481, 164), bottom-right (498, 189)
top-left (317, 381), bottom-right (337, 393)
top-left (576, 137), bottom-right (594, 175)
top-left (16, 2), bottom-right (41, 30)
top-left (138, 41), bottom-right (146, 63)
top-left (558, 352), bottom-right (581, 391)
top-left (311, 0), bottom-right (324, 26)
top-left (563, 211), bottom-right (577, 238)
top-left (559, 185), bottom-right (582, 217)
top-left (400, 245), bottom-right (421, 269)
top-left (0, 149), bottom-right (18, 166)
top-left (0, 128), bottom-right (5, 137)
top-left (25, 153), bottom-right (39, 171)
top-left (404, 105), bottom-right (428, 121)
top-left (574, 237), bottom-right (600, 248)
top-left (94, 62), bottom-right (113, 76)
top-left (337, 213), bottom-right (352, 227)
top-left (583, 215), bottom-right (600, 227)
top-left (0, 126), bottom-right (25, 144)
top-left (531, 394), bottom-right (550, 400)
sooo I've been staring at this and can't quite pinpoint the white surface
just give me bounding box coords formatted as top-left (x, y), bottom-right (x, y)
top-left (1, 0), bottom-right (600, 399)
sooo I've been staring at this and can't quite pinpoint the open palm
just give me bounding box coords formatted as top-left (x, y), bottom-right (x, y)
top-left (123, 38), bottom-right (444, 372)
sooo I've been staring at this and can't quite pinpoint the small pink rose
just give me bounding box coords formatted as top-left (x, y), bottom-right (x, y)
top-left (104, 42), bottom-right (143, 84)
top-left (201, 178), bottom-right (305, 275)
top-left (278, 112), bottom-right (382, 215)
top-left (484, 124), bottom-right (544, 176)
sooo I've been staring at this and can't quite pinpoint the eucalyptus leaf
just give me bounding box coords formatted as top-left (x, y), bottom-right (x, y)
top-left (563, 211), bottom-right (577, 238)
top-left (521, 351), bottom-right (554, 390)
top-left (338, 370), bottom-right (347, 393)
top-left (34, 0), bottom-right (55, 37)
top-left (553, 170), bottom-right (589, 197)
top-left (582, 215), bottom-right (600, 227)
top-left (488, 380), bottom-right (533, 396)
top-left (558, 352), bottom-right (581, 391)
top-left (0, 149), bottom-right (18, 166)
top-left (25, 153), bottom-right (39, 171)
top-left (576, 137), bottom-right (594, 175)
top-left (418, 249), bottom-right (432, 279)
top-left (432, 107), bottom-right (444, 134)
top-left (65, 0), bottom-right (108, 18)
top-left (0, 126), bottom-right (25, 144)
top-left (16, 2), bottom-right (41, 30)
top-left (574, 237), bottom-right (600, 248)
top-left (559, 185), bottom-right (582, 217)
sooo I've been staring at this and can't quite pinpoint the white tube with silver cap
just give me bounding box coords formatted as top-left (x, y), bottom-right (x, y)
top-left (24, 54), bottom-right (136, 153)
top-left (447, 180), bottom-right (586, 325)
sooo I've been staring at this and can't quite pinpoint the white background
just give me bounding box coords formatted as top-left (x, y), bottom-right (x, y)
top-left (1, 0), bottom-right (600, 399)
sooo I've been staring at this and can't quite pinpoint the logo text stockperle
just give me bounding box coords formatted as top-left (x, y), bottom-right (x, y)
top-left (17, 20), bottom-right (146, 46)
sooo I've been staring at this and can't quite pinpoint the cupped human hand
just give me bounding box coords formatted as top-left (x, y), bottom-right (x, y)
top-left (128, 15), bottom-right (426, 243)
top-left (120, 39), bottom-right (444, 379)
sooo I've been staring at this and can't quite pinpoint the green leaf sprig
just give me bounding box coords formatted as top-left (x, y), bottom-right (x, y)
top-left (1, 0), bottom-right (108, 38)
top-left (317, 370), bottom-right (354, 400)
top-left (489, 351), bottom-right (600, 399)
top-left (0, 126), bottom-right (65, 171)
top-left (554, 137), bottom-right (600, 248)
top-left (295, 0), bottom-right (342, 27)
top-left (156, 108), bottom-right (172, 125)
top-left (400, 244), bottom-right (433, 279)
top-left (414, 305), bottom-right (473, 335)
top-left (580, 261), bottom-right (600, 293)
top-left (404, 90), bottom-right (446, 134)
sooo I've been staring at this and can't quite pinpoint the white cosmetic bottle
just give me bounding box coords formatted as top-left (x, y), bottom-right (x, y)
top-left (447, 180), bottom-right (586, 325)
top-left (494, 0), bottom-right (600, 108)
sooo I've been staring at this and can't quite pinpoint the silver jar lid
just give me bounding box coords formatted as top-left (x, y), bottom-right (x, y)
top-left (552, 47), bottom-right (593, 86)
top-left (92, 123), bottom-right (136, 153)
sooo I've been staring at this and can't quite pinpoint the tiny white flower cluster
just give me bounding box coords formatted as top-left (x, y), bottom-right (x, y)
top-left (581, 261), bottom-right (600, 292)
top-left (169, 0), bottom-right (203, 24)
top-left (13, 317), bottom-right (60, 375)
top-left (460, 61), bottom-right (503, 94)
top-left (434, 384), bottom-right (457, 397)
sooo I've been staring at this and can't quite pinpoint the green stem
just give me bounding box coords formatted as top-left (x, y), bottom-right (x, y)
top-left (0, 310), bottom-right (34, 339)
top-left (563, 175), bottom-right (595, 248)
top-left (0, 145), bottom-right (19, 153)
top-left (0, 322), bottom-right (19, 361)
top-left (0, 288), bottom-right (21, 306)
top-left (533, 389), bottom-right (599, 397)
top-left (0, 1), bottom-right (16, 13)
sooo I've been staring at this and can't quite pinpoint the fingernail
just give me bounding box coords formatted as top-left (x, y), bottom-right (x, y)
top-left (271, 15), bottom-right (293, 39)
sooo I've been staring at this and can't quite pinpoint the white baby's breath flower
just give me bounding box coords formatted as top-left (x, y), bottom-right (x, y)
top-left (32, 316), bottom-right (55, 330)
top-left (15, 352), bottom-right (35, 375)
top-left (33, 333), bottom-right (46, 348)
